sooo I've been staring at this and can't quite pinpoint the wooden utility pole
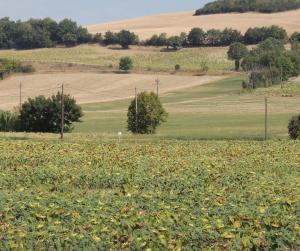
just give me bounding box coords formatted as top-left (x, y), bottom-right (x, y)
top-left (265, 97), bottom-right (268, 141)
top-left (61, 83), bottom-right (64, 140)
top-left (19, 82), bottom-right (22, 107)
top-left (135, 87), bottom-right (138, 134)
top-left (155, 78), bottom-right (160, 97)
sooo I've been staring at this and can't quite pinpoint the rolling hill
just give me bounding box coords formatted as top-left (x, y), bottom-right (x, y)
top-left (87, 9), bottom-right (300, 39)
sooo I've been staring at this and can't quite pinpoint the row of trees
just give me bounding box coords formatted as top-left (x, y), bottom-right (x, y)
top-left (195, 0), bottom-right (300, 15)
top-left (143, 26), bottom-right (289, 49)
top-left (0, 16), bottom-right (296, 50)
top-left (0, 17), bottom-right (102, 49)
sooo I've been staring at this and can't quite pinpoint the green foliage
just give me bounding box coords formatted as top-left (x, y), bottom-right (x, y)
top-left (127, 92), bottom-right (168, 134)
top-left (195, 0), bottom-right (300, 15)
top-left (0, 140), bottom-right (299, 249)
top-left (19, 93), bottom-right (83, 133)
top-left (118, 30), bottom-right (139, 49)
top-left (167, 36), bottom-right (183, 50)
top-left (288, 114), bottom-right (300, 139)
top-left (63, 33), bottom-right (78, 47)
top-left (227, 42), bottom-right (248, 70)
top-left (119, 57), bottom-right (133, 71)
top-left (0, 17), bottom-right (93, 50)
top-left (175, 64), bottom-right (181, 71)
top-left (244, 26), bottom-right (288, 44)
top-left (104, 30), bottom-right (139, 49)
top-left (242, 38), bottom-right (299, 87)
top-left (145, 33), bottom-right (168, 46)
top-left (187, 28), bottom-right (206, 47)
top-left (0, 111), bottom-right (19, 131)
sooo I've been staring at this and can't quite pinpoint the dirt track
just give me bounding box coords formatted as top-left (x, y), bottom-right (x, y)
top-left (87, 10), bottom-right (300, 39)
top-left (0, 73), bottom-right (224, 110)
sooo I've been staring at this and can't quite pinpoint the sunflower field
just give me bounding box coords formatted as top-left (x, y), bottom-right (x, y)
top-left (0, 139), bottom-right (299, 250)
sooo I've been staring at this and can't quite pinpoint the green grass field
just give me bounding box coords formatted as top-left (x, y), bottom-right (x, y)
top-left (0, 139), bottom-right (299, 250)
top-left (73, 77), bottom-right (300, 140)
top-left (0, 45), bottom-right (232, 72)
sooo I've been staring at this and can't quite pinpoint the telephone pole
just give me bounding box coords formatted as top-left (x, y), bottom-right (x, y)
top-left (135, 87), bottom-right (138, 134)
top-left (155, 78), bottom-right (160, 97)
top-left (61, 83), bottom-right (64, 140)
top-left (19, 82), bottom-right (22, 107)
top-left (264, 97), bottom-right (268, 141)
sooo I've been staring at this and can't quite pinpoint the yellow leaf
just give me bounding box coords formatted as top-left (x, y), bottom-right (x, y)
top-left (233, 220), bottom-right (241, 229)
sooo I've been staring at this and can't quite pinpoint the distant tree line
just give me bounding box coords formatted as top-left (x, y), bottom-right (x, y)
top-left (143, 26), bottom-right (288, 49)
top-left (195, 0), bottom-right (300, 15)
top-left (0, 17), bottom-right (102, 49)
top-left (0, 16), bottom-right (296, 50)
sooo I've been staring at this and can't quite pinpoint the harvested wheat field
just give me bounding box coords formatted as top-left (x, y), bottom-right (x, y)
top-left (88, 10), bottom-right (300, 39)
top-left (0, 73), bottom-right (223, 110)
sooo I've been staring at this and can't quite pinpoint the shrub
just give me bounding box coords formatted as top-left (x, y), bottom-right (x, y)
top-left (104, 31), bottom-right (118, 45)
top-left (119, 57), bottom-right (133, 71)
top-left (19, 93), bottom-right (83, 133)
top-left (288, 115), bottom-right (300, 139)
top-left (175, 64), bottom-right (181, 71)
top-left (20, 64), bottom-right (35, 73)
top-left (127, 92), bottom-right (168, 134)
top-left (0, 111), bottom-right (19, 132)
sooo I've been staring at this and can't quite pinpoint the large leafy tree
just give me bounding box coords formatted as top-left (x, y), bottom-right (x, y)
top-left (19, 93), bottom-right (83, 133)
top-left (117, 30), bottom-right (138, 49)
top-left (227, 42), bottom-right (248, 71)
top-left (127, 92), bottom-right (168, 134)
top-left (187, 28), bottom-right (205, 47)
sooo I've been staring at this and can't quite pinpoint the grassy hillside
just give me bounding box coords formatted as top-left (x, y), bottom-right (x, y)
top-left (74, 77), bottom-right (300, 140)
top-left (0, 45), bottom-right (231, 73)
top-left (196, 0), bottom-right (300, 15)
top-left (0, 139), bottom-right (299, 249)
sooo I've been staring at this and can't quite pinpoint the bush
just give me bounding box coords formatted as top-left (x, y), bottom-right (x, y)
top-left (19, 93), bottom-right (83, 133)
top-left (288, 115), bottom-right (300, 139)
top-left (119, 57), bottom-right (133, 71)
top-left (175, 64), bottom-right (181, 71)
top-left (0, 111), bottom-right (19, 132)
top-left (20, 64), bottom-right (35, 73)
top-left (63, 33), bottom-right (77, 47)
top-left (127, 92), bottom-right (168, 134)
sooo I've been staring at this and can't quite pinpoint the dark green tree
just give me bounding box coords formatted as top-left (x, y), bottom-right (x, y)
top-left (188, 28), bottom-right (205, 47)
top-left (227, 42), bottom-right (248, 71)
top-left (19, 93), bottom-right (83, 133)
top-left (127, 92), bottom-right (168, 134)
top-left (104, 31), bottom-right (118, 45)
top-left (167, 36), bottom-right (183, 50)
top-left (119, 57), bottom-right (133, 71)
top-left (117, 30), bottom-right (138, 49)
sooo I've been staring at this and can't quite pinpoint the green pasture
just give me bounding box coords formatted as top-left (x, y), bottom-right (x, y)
top-left (74, 77), bottom-right (300, 140)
